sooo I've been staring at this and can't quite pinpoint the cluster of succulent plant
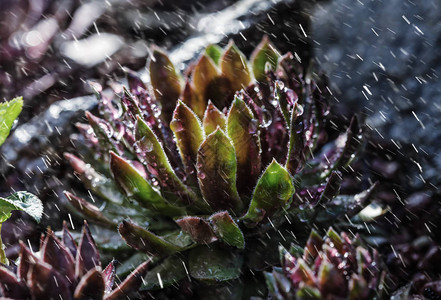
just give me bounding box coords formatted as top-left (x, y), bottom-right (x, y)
top-left (265, 227), bottom-right (388, 299)
top-left (0, 221), bottom-right (149, 299)
top-left (64, 37), bottom-right (371, 296)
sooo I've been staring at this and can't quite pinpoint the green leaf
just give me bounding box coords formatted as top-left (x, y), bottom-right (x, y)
top-left (110, 152), bottom-right (184, 216)
top-left (141, 256), bottom-right (187, 290)
top-left (170, 101), bottom-right (205, 172)
top-left (209, 211), bottom-right (244, 249)
top-left (250, 36), bottom-right (280, 82)
top-left (205, 44), bottom-right (223, 65)
top-left (118, 220), bottom-right (184, 256)
top-left (242, 160), bottom-right (295, 227)
top-left (135, 116), bottom-right (197, 206)
top-left (203, 101), bottom-right (226, 135)
top-left (149, 46), bottom-right (182, 123)
top-left (196, 128), bottom-right (242, 214)
top-left (0, 192), bottom-right (43, 223)
top-left (227, 95), bottom-right (261, 194)
top-left (220, 40), bottom-right (251, 92)
top-left (189, 245), bottom-right (243, 282)
top-left (0, 97), bottom-right (23, 146)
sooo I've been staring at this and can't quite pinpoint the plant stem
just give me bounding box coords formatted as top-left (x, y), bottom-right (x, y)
top-left (0, 223), bottom-right (8, 265)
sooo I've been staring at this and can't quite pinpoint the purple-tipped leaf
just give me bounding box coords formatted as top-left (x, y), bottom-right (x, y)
top-left (220, 40), bottom-right (251, 92)
top-left (175, 216), bottom-right (217, 244)
top-left (73, 267), bottom-right (105, 300)
top-left (286, 103), bottom-right (305, 175)
top-left (149, 46), bottom-right (182, 123)
top-left (76, 221), bottom-right (101, 277)
top-left (105, 261), bottom-right (149, 300)
top-left (62, 221), bottom-right (78, 258)
top-left (41, 230), bottom-right (75, 283)
top-left (28, 261), bottom-right (71, 300)
top-left (0, 267), bottom-right (30, 299)
top-left (102, 260), bottom-right (117, 294)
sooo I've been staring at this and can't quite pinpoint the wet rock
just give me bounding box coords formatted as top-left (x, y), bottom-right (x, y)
top-left (312, 0), bottom-right (441, 186)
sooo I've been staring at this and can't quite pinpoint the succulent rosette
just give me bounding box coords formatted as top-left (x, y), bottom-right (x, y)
top-left (266, 228), bottom-right (388, 299)
top-left (0, 221), bottom-right (149, 300)
top-left (64, 37), bottom-right (372, 296)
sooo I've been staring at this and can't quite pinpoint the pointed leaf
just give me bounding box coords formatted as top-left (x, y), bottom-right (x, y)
top-left (197, 128), bottom-right (242, 213)
top-left (0, 267), bottom-right (30, 299)
top-left (41, 230), bottom-right (75, 283)
top-left (0, 192), bottom-right (43, 223)
top-left (76, 222), bottom-right (101, 276)
top-left (250, 36), bottom-right (280, 82)
top-left (303, 230), bottom-right (323, 264)
top-left (28, 261), bottom-right (71, 300)
top-left (135, 116), bottom-right (196, 206)
top-left (242, 160), bottom-right (295, 227)
top-left (18, 241), bottom-right (38, 282)
top-left (192, 54), bottom-right (219, 104)
top-left (62, 221), bottom-right (78, 258)
top-left (175, 216), bottom-right (217, 244)
top-left (286, 103), bottom-right (305, 175)
top-left (106, 260), bottom-right (149, 299)
top-left (74, 268), bottom-right (105, 300)
top-left (0, 97), bottom-right (23, 146)
top-left (189, 246), bottom-right (243, 282)
top-left (118, 220), bottom-right (183, 256)
top-left (318, 171), bottom-right (342, 206)
top-left (331, 116), bottom-right (362, 170)
top-left (170, 101), bottom-right (205, 171)
top-left (227, 95), bottom-right (261, 194)
top-left (110, 152), bottom-right (184, 216)
top-left (149, 46), bottom-right (182, 123)
top-left (221, 40), bottom-right (251, 92)
top-left (205, 44), bottom-right (223, 65)
top-left (203, 101), bottom-right (226, 135)
top-left (209, 211), bottom-right (244, 249)
top-left (102, 260), bottom-right (117, 294)
top-left (183, 81), bottom-right (205, 119)
top-left (290, 259), bottom-right (316, 286)
top-left (275, 81), bottom-right (298, 124)
top-left (141, 256), bottom-right (186, 290)
top-left (64, 192), bottom-right (116, 228)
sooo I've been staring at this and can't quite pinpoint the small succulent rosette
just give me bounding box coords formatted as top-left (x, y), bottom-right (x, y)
top-left (266, 227), bottom-right (389, 300)
top-left (0, 222), bottom-right (149, 300)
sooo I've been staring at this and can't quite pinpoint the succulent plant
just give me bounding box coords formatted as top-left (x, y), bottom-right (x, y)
top-left (0, 221), bottom-right (149, 300)
top-left (65, 37), bottom-right (371, 296)
top-left (266, 227), bottom-right (388, 299)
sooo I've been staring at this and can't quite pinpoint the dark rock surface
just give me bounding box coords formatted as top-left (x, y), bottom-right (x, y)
top-left (312, 0), bottom-right (441, 186)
